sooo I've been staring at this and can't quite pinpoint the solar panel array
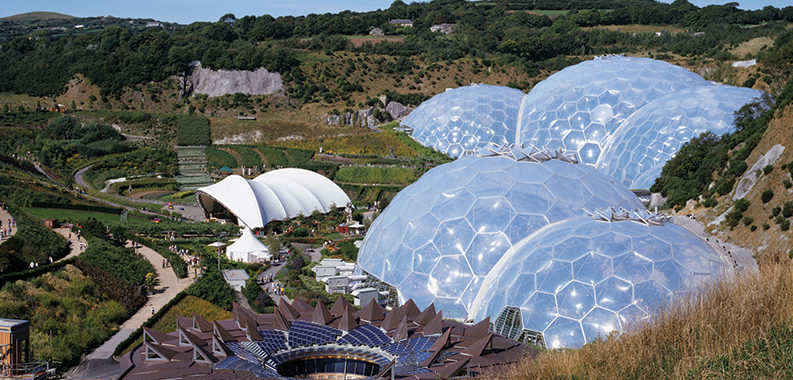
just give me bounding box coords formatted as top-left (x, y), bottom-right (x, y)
top-left (337, 324), bottom-right (393, 347)
top-left (214, 356), bottom-right (281, 378)
top-left (259, 330), bottom-right (288, 353)
top-left (395, 365), bottom-right (434, 376)
top-left (287, 321), bottom-right (342, 347)
top-left (224, 341), bottom-right (260, 363)
top-left (266, 345), bottom-right (394, 368)
top-left (382, 336), bottom-right (436, 357)
top-left (397, 351), bottom-right (434, 364)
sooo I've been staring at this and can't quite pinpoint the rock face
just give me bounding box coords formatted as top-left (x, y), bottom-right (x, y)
top-left (386, 101), bottom-right (408, 120)
top-left (733, 144), bottom-right (786, 200)
top-left (185, 62), bottom-right (283, 97)
top-left (325, 107), bottom-right (378, 129)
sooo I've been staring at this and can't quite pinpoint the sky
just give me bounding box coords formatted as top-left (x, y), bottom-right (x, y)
top-left (0, 0), bottom-right (788, 25)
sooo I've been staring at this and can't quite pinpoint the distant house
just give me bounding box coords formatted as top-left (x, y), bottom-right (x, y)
top-left (430, 23), bottom-right (455, 34)
top-left (146, 21), bottom-right (163, 28)
top-left (369, 27), bottom-right (384, 36)
top-left (693, 32), bottom-right (705, 37)
top-left (389, 19), bottom-right (413, 28)
top-left (73, 24), bottom-right (84, 29)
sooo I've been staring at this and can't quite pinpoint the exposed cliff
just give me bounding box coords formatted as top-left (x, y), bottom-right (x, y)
top-left (184, 62), bottom-right (283, 98)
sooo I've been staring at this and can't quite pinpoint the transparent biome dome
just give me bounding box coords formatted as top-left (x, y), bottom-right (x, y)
top-left (401, 84), bottom-right (525, 157)
top-left (516, 56), bottom-right (709, 165)
top-left (597, 85), bottom-right (763, 189)
top-left (357, 149), bottom-right (643, 320)
top-left (471, 214), bottom-right (727, 349)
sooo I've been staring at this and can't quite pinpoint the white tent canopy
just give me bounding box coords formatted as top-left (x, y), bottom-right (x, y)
top-left (196, 169), bottom-right (351, 229)
top-left (227, 228), bottom-right (271, 263)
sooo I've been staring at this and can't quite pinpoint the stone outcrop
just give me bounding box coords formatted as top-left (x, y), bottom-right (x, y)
top-left (732, 144), bottom-right (786, 200)
top-left (386, 101), bottom-right (408, 120)
top-left (183, 61), bottom-right (283, 98)
top-left (326, 107), bottom-right (378, 129)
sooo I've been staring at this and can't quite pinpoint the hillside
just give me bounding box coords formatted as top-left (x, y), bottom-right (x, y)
top-left (0, 11), bottom-right (75, 22)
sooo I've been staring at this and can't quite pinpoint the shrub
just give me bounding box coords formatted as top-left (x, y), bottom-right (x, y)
top-left (763, 164), bottom-right (774, 175)
top-left (185, 267), bottom-right (235, 310)
top-left (761, 189), bottom-right (774, 203)
top-left (782, 202), bottom-right (793, 218)
top-left (243, 276), bottom-right (274, 313)
top-left (762, 223), bottom-right (770, 230)
top-left (742, 216), bottom-right (754, 226)
top-left (750, 225), bottom-right (757, 231)
top-left (702, 197), bottom-right (717, 208)
top-left (782, 220), bottom-right (791, 231)
top-left (783, 179), bottom-right (792, 189)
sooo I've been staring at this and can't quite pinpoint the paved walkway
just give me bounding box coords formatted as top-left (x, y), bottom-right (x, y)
top-left (0, 206), bottom-right (17, 241)
top-left (53, 228), bottom-right (87, 263)
top-left (83, 241), bottom-right (196, 361)
top-left (671, 215), bottom-right (758, 274)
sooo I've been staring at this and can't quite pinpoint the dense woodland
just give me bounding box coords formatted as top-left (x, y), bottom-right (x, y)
top-left (0, 0), bottom-right (791, 100)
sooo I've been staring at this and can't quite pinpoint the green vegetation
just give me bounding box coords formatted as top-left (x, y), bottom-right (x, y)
top-left (80, 219), bottom-right (154, 287)
top-left (185, 266), bottom-right (236, 310)
top-left (26, 207), bottom-right (146, 225)
top-left (0, 265), bottom-right (127, 370)
top-left (243, 276), bottom-right (274, 313)
top-left (0, 210), bottom-right (69, 273)
top-left (81, 148), bottom-right (178, 189)
top-left (688, 321), bottom-right (793, 377)
top-left (230, 145), bottom-right (262, 168)
top-left (726, 198), bottom-right (751, 227)
top-left (334, 165), bottom-right (414, 184)
top-left (762, 189), bottom-right (774, 203)
top-left (176, 116), bottom-right (211, 146)
top-left (206, 146), bottom-right (237, 169)
top-left (138, 237), bottom-right (189, 279)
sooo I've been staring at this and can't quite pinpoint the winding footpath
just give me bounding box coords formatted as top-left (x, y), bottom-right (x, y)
top-left (66, 241), bottom-right (196, 379)
top-left (0, 206), bottom-right (18, 241)
top-left (86, 241), bottom-right (196, 360)
top-left (53, 228), bottom-right (87, 263)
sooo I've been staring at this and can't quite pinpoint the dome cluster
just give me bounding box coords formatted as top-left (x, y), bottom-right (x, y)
top-left (402, 84), bottom-right (524, 158)
top-left (401, 56), bottom-right (762, 188)
top-left (358, 147), bottom-right (729, 349)
top-left (471, 211), bottom-right (728, 349)
top-left (357, 147), bottom-right (644, 320)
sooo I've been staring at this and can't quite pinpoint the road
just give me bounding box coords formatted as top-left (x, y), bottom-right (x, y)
top-left (74, 163), bottom-right (205, 221)
top-left (66, 240), bottom-right (196, 379)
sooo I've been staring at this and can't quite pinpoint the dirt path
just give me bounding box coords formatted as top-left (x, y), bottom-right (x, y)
top-left (82, 240), bottom-right (196, 360)
top-left (0, 206), bottom-right (17, 242)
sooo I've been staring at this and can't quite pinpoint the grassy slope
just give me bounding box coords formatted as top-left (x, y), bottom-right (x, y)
top-left (497, 262), bottom-right (793, 379)
top-left (0, 11), bottom-right (75, 21)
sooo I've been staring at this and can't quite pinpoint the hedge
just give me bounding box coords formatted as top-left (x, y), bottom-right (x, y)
top-left (137, 237), bottom-right (188, 279)
top-left (0, 257), bottom-right (77, 287)
top-left (30, 202), bottom-right (122, 215)
top-left (74, 259), bottom-right (147, 314)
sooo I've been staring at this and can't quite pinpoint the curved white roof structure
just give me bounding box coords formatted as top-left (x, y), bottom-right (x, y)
top-left (227, 228), bottom-right (271, 263)
top-left (197, 169), bottom-right (351, 229)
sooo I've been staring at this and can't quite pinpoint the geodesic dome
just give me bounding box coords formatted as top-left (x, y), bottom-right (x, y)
top-left (357, 147), bottom-right (643, 320)
top-left (471, 211), bottom-right (728, 349)
top-left (401, 84), bottom-right (525, 157)
top-left (597, 85), bottom-right (763, 189)
top-left (516, 56), bottom-right (709, 165)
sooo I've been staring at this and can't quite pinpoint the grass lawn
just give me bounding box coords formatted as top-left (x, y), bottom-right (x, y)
top-left (27, 207), bottom-right (150, 224)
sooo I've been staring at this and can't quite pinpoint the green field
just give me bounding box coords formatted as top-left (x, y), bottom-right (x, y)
top-left (27, 208), bottom-right (149, 224)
